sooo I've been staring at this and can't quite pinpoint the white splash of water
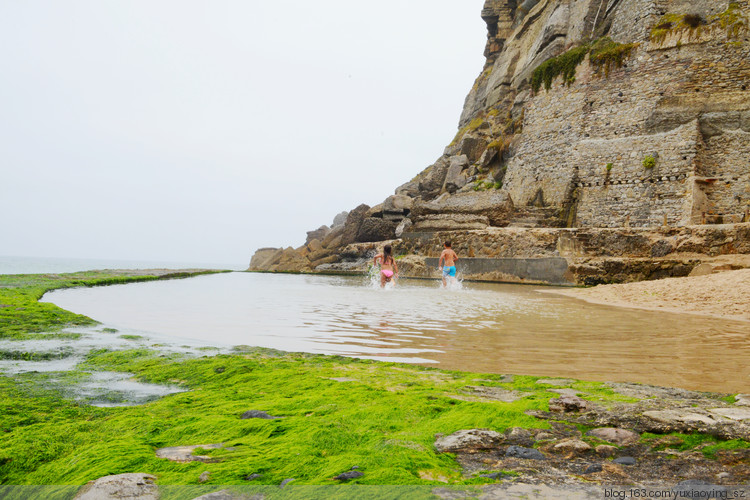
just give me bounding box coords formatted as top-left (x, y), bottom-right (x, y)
top-left (439, 269), bottom-right (464, 291)
top-left (366, 264), bottom-right (398, 290)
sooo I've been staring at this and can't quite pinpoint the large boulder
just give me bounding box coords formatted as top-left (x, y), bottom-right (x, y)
top-left (270, 247), bottom-right (311, 272)
top-left (366, 204), bottom-right (384, 218)
top-left (411, 190), bottom-right (514, 226)
top-left (331, 211), bottom-right (348, 228)
top-left (443, 155), bottom-right (470, 193)
top-left (458, 137), bottom-right (487, 164)
top-left (340, 204), bottom-right (371, 246)
top-left (321, 225), bottom-right (345, 248)
top-left (383, 194), bottom-right (413, 221)
top-left (384, 194), bottom-right (413, 213)
top-left (434, 429), bottom-right (504, 453)
top-left (395, 180), bottom-right (420, 197)
top-left (305, 225), bottom-right (330, 245)
top-left (74, 473), bottom-right (158, 500)
top-left (248, 248), bottom-right (283, 271)
top-left (417, 156), bottom-right (451, 199)
top-left (356, 218), bottom-right (398, 243)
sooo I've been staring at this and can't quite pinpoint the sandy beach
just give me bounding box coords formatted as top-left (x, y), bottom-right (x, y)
top-left (551, 268), bottom-right (750, 323)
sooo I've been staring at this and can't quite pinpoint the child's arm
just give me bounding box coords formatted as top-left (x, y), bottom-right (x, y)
top-left (438, 251), bottom-right (444, 268)
top-left (373, 254), bottom-right (382, 266)
top-left (453, 250), bottom-right (459, 261)
top-left (394, 259), bottom-right (399, 276)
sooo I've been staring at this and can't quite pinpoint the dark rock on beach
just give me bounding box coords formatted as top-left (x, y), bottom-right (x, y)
top-left (505, 445), bottom-right (545, 460)
top-left (334, 470), bottom-right (364, 481)
top-left (613, 456), bottom-right (637, 466)
top-left (240, 410), bottom-right (281, 420)
top-left (583, 464), bottom-right (603, 474)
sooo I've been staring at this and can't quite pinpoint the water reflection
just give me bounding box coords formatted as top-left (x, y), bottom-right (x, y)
top-left (42, 272), bottom-right (750, 392)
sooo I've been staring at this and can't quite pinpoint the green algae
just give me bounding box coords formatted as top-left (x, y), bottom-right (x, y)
top-left (2, 345), bottom-right (648, 487)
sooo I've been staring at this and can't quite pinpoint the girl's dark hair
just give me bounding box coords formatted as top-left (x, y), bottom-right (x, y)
top-left (383, 245), bottom-right (393, 265)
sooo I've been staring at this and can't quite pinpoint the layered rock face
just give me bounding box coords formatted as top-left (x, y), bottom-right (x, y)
top-left (250, 0), bottom-right (750, 283)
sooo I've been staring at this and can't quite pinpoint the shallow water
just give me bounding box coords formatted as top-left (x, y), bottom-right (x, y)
top-left (41, 272), bottom-right (750, 392)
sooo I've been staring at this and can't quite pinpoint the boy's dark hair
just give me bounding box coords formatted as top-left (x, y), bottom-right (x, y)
top-left (444, 241), bottom-right (451, 248)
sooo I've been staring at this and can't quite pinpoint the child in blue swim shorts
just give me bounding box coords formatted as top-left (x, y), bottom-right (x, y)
top-left (438, 240), bottom-right (459, 288)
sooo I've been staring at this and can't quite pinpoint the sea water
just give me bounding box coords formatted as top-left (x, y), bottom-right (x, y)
top-left (0, 255), bottom-right (240, 275)
top-left (39, 272), bottom-right (750, 392)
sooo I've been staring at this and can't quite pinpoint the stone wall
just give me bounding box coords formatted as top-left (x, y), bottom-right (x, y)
top-left (572, 121), bottom-right (697, 227)
top-left (498, 0), bottom-right (749, 229)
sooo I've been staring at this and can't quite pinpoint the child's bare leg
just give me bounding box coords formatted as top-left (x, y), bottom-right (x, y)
top-left (380, 274), bottom-right (386, 288)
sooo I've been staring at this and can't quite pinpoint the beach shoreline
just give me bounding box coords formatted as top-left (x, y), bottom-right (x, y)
top-left (545, 269), bottom-right (750, 324)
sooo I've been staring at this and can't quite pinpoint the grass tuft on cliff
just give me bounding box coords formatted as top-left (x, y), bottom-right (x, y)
top-left (531, 44), bottom-right (590, 93)
top-left (530, 37), bottom-right (639, 93)
top-left (651, 4), bottom-right (748, 44)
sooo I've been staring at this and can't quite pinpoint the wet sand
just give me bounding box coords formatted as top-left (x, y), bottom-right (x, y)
top-left (550, 269), bottom-right (750, 323)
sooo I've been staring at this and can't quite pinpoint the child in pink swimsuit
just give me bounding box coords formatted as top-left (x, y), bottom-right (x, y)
top-left (373, 244), bottom-right (398, 288)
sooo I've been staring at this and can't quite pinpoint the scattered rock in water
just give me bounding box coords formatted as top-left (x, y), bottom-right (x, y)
top-left (504, 427), bottom-right (534, 447)
top-left (532, 388), bottom-right (750, 441)
top-left (613, 456), bottom-right (637, 466)
top-left (244, 473), bottom-right (263, 481)
top-left (505, 445), bottom-right (545, 460)
top-left (334, 470), bottom-right (364, 481)
top-left (240, 410), bottom-right (281, 420)
top-left (155, 444), bottom-right (223, 463)
top-left (672, 480), bottom-right (728, 499)
top-left (279, 478), bottom-right (295, 488)
top-left (586, 427), bottom-right (640, 446)
top-left (583, 464), bottom-right (603, 474)
top-left (552, 438), bottom-right (591, 455)
top-left (199, 471), bottom-right (211, 483)
top-left (595, 445), bottom-right (618, 457)
top-left (74, 473), bottom-right (158, 500)
top-left (435, 429), bottom-right (505, 453)
top-left (548, 395), bottom-right (593, 413)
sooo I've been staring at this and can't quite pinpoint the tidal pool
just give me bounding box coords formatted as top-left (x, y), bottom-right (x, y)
top-left (42, 272), bottom-right (750, 392)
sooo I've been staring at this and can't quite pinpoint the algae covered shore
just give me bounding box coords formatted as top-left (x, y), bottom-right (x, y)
top-left (1, 271), bottom-right (749, 498)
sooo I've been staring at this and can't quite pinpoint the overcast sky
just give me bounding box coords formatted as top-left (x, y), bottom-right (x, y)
top-left (0, 0), bottom-right (486, 268)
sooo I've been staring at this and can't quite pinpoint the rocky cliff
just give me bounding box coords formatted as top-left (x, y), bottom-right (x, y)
top-left (250, 0), bottom-right (750, 284)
